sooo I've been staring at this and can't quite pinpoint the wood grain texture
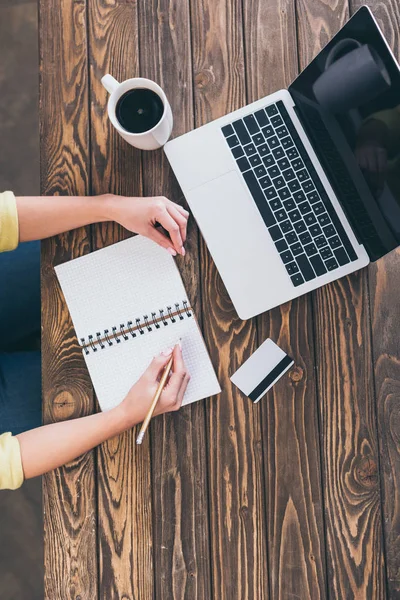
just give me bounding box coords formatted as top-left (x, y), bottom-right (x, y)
top-left (242, 1), bottom-right (328, 597)
top-left (88, 2), bottom-right (151, 599)
top-left (137, 2), bottom-right (212, 599)
top-left (190, 1), bottom-right (269, 598)
top-left (39, 1), bottom-right (98, 599)
top-left (349, 1), bottom-right (400, 594)
top-left (297, 0), bottom-right (386, 597)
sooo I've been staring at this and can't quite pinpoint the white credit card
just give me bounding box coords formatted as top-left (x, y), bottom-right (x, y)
top-left (230, 338), bottom-right (294, 403)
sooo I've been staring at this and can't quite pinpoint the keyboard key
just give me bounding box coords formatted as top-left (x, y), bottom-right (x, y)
top-left (325, 257), bottom-right (339, 271)
top-left (252, 133), bottom-right (265, 146)
top-left (264, 187), bottom-right (278, 200)
top-left (236, 157), bottom-right (251, 172)
top-left (254, 165), bottom-right (267, 178)
top-left (271, 115), bottom-right (283, 127)
top-left (244, 143), bottom-right (257, 156)
top-left (334, 247), bottom-right (350, 266)
top-left (320, 246), bottom-right (333, 260)
top-left (304, 213), bottom-right (317, 226)
top-left (232, 146), bottom-right (244, 159)
top-left (268, 224), bottom-right (283, 241)
top-left (278, 157), bottom-right (290, 170)
top-left (243, 170), bottom-right (277, 228)
top-left (283, 168), bottom-right (296, 182)
top-left (281, 250), bottom-right (294, 264)
top-left (233, 120), bottom-right (251, 144)
top-left (298, 201), bottom-right (312, 215)
top-left (259, 175), bottom-right (271, 189)
top-left (283, 198), bottom-right (296, 212)
top-left (310, 254), bottom-right (327, 276)
top-left (313, 203), bottom-right (325, 217)
top-left (255, 109), bottom-right (269, 127)
top-left (318, 213), bottom-right (330, 227)
top-left (304, 242), bottom-right (318, 257)
top-left (274, 177), bottom-right (285, 190)
top-left (323, 224), bottom-right (336, 238)
top-left (307, 191), bottom-right (320, 204)
top-left (259, 144), bottom-right (270, 157)
top-left (291, 158), bottom-right (304, 170)
top-left (263, 154), bottom-right (275, 167)
top-left (222, 124), bottom-right (234, 137)
top-left (270, 198), bottom-right (282, 210)
top-left (275, 209), bottom-right (287, 222)
top-left (302, 180), bottom-right (315, 193)
top-left (286, 261), bottom-right (299, 276)
top-left (295, 253), bottom-right (315, 281)
top-left (276, 125), bottom-right (288, 138)
top-left (291, 272), bottom-right (305, 287)
top-left (275, 238), bottom-right (288, 252)
top-left (297, 169), bottom-right (309, 182)
top-left (315, 235), bottom-right (328, 249)
top-left (280, 219), bottom-right (293, 233)
top-left (266, 104), bottom-right (278, 116)
top-left (249, 155), bottom-right (262, 168)
top-left (281, 136), bottom-right (294, 149)
top-left (299, 231), bottom-right (312, 245)
top-left (294, 220), bottom-right (307, 234)
top-left (291, 242), bottom-right (303, 256)
top-left (262, 125), bottom-right (274, 138)
top-left (277, 187), bottom-right (290, 201)
top-left (267, 165), bottom-right (280, 178)
top-left (285, 231), bottom-right (298, 245)
top-left (226, 134), bottom-right (239, 148)
top-left (293, 190), bottom-right (306, 203)
top-left (288, 179), bottom-right (301, 192)
top-left (286, 147), bottom-right (299, 160)
top-left (309, 224), bottom-right (322, 237)
top-left (244, 114), bottom-right (260, 135)
top-left (272, 147), bottom-right (285, 159)
top-left (329, 235), bottom-right (341, 249)
top-left (288, 209), bottom-right (302, 222)
top-left (267, 136), bottom-right (280, 149)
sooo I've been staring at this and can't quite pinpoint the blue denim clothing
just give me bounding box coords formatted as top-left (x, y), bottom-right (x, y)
top-left (0, 241), bottom-right (41, 435)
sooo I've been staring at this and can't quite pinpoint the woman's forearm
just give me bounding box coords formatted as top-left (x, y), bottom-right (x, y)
top-left (15, 195), bottom-right (110, 242)
top-left (16, 404), bottom-right (134, 480)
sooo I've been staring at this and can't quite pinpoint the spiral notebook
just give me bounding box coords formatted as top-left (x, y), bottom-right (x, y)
top-left (55, 235), bottom-right (221, 412)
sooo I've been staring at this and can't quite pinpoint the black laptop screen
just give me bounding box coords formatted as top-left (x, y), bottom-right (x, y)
top-left (289, 6), bottom-right (400, 259)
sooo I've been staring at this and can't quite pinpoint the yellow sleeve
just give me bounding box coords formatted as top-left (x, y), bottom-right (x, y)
top-left (0, 433), bottom-right (24, 490)
top-left (0, 191), bottom-right (19, 252)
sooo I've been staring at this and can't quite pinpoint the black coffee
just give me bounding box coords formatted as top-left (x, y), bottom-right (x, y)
top-left (116, 88), bottom-right (164, 133)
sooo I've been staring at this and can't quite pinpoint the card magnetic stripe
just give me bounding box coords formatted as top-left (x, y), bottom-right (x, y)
top-left (248, 354), bottom-right (293, 401)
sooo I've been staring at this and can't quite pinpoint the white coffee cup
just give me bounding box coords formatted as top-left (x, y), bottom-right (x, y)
top-left (101, 75), bottom-right (173, 150)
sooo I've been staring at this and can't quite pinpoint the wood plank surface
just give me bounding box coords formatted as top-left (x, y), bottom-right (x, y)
top-left (190, 1), bottom-right (269, 598)
top-left (297, 0), bottom-right (386, 597)
top-left (242, 1), bottom-right (328, 597)
top-left (349, 1), bottom-right (400, 595)
top-left (137, 2), bottom-right (212, 599)
top-left (39, 1), bottom-right (98, 599)
top-left (87, 2), bottom-right (151, 599)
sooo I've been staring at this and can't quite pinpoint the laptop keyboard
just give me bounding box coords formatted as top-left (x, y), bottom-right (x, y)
top-left (222, 100), bottom-right (357, 287)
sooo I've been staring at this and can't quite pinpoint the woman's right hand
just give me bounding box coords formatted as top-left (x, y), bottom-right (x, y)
top-left (119, 344), bottom-right (190, 427)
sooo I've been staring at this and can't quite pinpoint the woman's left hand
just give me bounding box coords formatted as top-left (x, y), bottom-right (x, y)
top-left (102, 194), bottom-right (189, 256)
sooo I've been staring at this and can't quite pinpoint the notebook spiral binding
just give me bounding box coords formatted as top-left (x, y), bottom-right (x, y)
top-left (80, 300), bottom-right (192, 356)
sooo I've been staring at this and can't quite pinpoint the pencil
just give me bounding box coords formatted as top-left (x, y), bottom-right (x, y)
top-left (136, 353), bottom-right (174, 445)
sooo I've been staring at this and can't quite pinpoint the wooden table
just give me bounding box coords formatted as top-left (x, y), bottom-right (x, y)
top-left (40, 1), bottom-right (400, 598)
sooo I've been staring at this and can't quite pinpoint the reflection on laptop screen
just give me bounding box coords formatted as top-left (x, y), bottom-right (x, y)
top-left (289, 6), bottom-right (400, 259)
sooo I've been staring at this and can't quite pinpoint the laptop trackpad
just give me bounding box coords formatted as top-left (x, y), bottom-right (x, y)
top-left (186, 170), bottom-right (288, 318)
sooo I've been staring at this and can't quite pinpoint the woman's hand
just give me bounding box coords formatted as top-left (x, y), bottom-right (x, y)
top-left (103, 194), bottom-right (189, 256)
top-left (119, 344), bottom-right (190, 428)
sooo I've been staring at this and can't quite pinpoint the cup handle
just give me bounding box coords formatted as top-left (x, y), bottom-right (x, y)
top-left (101, 74), bottom-right (119, 95)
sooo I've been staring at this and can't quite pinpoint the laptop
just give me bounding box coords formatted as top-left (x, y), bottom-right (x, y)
top-left (165, 6), bottom-right (400, 320)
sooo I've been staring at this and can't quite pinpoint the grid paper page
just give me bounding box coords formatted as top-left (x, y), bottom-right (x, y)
top-left (55, 235), bottom-right (220, 410)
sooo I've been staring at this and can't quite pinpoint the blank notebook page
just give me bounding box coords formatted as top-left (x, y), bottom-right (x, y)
top-left (55, 235), bottom-right (220, 411)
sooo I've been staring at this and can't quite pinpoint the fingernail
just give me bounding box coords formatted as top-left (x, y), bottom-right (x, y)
top-left (161, 347), bottom-right (174, 356)
top-left (167, 247), bottom-right (177, 256)
top-left (181, 246), bottom-right (186, 256)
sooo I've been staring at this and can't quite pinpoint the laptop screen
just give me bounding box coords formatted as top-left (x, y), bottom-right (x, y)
top-left (289, 6), bottom-right (400, 260)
